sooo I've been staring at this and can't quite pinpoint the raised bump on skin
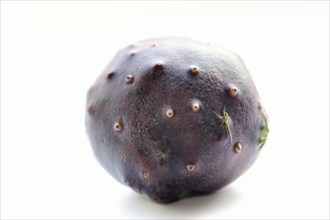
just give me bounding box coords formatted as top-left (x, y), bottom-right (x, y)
top-left (186, 164), bottom-right (195, 172)
top-left (165, 108), bottom-right (174, 118)
top-left (114, 122), bottom-right (123, 132)
top-left (126, 75), bottom-right (134, 84)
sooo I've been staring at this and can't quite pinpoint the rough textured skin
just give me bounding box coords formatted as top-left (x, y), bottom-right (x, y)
top-left (85, 37), bottom-right (269, 203)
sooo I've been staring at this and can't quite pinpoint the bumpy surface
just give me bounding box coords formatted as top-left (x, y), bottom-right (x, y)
top-left (85, 37), bottom-right (269, 203)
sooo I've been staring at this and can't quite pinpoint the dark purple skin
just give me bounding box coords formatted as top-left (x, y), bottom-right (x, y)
top-left (86, 37), bottom-right (269, 203)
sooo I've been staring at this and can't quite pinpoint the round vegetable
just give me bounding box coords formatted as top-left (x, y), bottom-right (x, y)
top-left (85, 37), bottom-right (269, 203)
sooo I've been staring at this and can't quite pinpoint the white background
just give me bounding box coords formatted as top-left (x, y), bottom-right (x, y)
top-left (1, 1), bottom-right (329, 219)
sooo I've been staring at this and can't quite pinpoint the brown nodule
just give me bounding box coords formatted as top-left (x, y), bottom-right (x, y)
top-left (234, 143), bottom-right (242, 153)
top-left (126, 75), bottom-right (134, 84)
top-left (107, 72), bottom-right (114, 80)
top-left (154, 62), bottom-right (164, 70)
top-left (87, 105), bottom-right (94, 113)
top-left (228, 87), bottom-right (238, 97)
top-left (143, 172), bottom-right (150, 180)
top-left (189, 66), bottom-right (198, 75)
top-left (186, 164), bottom-right (195, 172)
top-left (129, 51), bottom-right (137, 57)
top-left (166, 109), bottom-right (174, 118)
top-left (192, 102), bottom-right (200, 111)
top-left (114, 122), bottom-right (122, 132)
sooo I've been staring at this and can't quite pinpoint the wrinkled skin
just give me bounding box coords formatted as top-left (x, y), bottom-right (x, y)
top-left (85, 37), bottom-right (269, 203)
